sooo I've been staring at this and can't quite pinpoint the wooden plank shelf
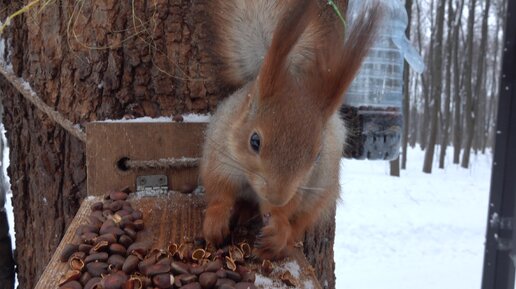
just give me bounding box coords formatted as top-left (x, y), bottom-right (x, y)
top-left (34, 122), bottom-right (322, 289)
top-left (34, 193), bottom-right (321, 289)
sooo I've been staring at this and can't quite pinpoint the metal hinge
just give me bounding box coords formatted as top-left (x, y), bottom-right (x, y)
top-left (136, 175), bottom-right (168, 194)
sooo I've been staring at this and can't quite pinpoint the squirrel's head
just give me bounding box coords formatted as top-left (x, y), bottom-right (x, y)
top-left (230, 0), bottom-right (381, 206)
top-left (230, 83), bottom-right (325, 206)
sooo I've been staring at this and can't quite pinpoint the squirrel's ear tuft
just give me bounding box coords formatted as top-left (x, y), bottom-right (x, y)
top-left (258, 0), bottom-right (317, 101)
top-left (309, 2), bottom-right (383, 118)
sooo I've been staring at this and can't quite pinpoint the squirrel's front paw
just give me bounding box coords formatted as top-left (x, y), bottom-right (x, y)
top-left (203, 203), bottom-right (232, 246)
top-left (254, 213), bottom-right (291, 260)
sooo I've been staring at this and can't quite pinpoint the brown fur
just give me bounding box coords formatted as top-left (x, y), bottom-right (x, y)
top-left (202, 0), bottom-right (382, 259)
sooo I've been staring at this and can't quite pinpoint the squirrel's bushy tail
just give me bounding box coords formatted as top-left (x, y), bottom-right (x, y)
top-left (209, 0), bottom-right (321, 87)
top-left (210, 0), bottom-right (382, 92)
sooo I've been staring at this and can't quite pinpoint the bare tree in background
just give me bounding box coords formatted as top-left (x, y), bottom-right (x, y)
top-left (401, 0), bottom-right (414, 170)
top-left (439, 0), bottom-right (459, 169)
top-left (452, 0), bottom-right (466, 164)
top-left (423, 0), bottom-right (446, 173)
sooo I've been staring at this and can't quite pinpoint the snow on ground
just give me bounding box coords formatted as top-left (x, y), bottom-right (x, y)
top-left (335, 147), bottom-right (492, 289)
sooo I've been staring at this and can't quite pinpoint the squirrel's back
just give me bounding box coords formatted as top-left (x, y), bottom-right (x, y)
top-left (210, 0), bottom-right (334, 87)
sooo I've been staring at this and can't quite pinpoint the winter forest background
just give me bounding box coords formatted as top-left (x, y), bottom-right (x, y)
top-left (395, 0), bottom-right (506, 174)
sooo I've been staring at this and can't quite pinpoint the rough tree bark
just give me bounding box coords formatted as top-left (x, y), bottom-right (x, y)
top-left (0, 1), bottom-right (338, 288)
top-left (422, 0), bottom-right (445, 174)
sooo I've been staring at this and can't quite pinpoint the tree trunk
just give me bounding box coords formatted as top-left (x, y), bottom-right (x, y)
top-left (462, 0), bottom-right (488, 168)
top-left (452, 0), bottom-right (465, 164)
top-left (0, 1), bottom-right (337, 288)
top-left (401, 0), bottom-right (413, 170)
top-left (416, 0), bottom-right (432, 150)
top-left (438, 0), bottom-right (456, 169)
top-left (390, 157), bottom-right (400, 177)
top-left (423, 0), bottom-right (446, 174)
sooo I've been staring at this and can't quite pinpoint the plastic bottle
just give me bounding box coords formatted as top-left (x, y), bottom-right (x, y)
top-left (340, 0), bottom-right (424, 160)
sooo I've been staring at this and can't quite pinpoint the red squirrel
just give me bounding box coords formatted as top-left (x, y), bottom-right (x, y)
top-left (201, 0), bottom-right (382, 260)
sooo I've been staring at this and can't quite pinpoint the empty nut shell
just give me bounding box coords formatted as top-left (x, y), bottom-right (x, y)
top-left (260, 260), bottom-right (273, 276)
top-left (225, 257), bottom-right (237, 272)
top-left (59, 270), bottom-right (81, 286)
top-left (238, 243), bottom-right (251, 259)
top-left (91, 240), bottom-right (110, 253)
top-left (168, 243), bottom-right (178, 256)
top-left (280, 271), bottom-right (299, 287)
top-left (229, 246), bottom-right (244, 264)
top-left (123, 277), bottom-right (142, 289)
top-left (68, 255), bottom-right (85, 271)
top-left (191, 248), bottom-right (206, 261)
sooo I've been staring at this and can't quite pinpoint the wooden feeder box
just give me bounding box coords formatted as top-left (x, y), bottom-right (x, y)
top-left (34, 121), bottom-right (322, 289)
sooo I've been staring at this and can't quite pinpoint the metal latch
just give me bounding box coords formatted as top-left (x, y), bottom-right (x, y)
top-left (136, 175), bottom-right (168, 194)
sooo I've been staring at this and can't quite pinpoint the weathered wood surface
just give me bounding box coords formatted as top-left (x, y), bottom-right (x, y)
top-left (86, 122), bottom-right (206, 195)
top-left (34, 194), bottom-right (322, 289)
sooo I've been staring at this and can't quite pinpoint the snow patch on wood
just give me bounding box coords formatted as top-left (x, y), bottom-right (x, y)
top-left (96, 113), bottom-right (210, 123)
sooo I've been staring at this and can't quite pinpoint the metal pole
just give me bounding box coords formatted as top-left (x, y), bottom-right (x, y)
top-left (481, 1), bottom-right (516, 288)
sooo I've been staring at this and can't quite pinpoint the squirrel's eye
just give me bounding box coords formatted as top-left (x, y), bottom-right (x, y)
top-left (250, 132), bottom-right (261, 153)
